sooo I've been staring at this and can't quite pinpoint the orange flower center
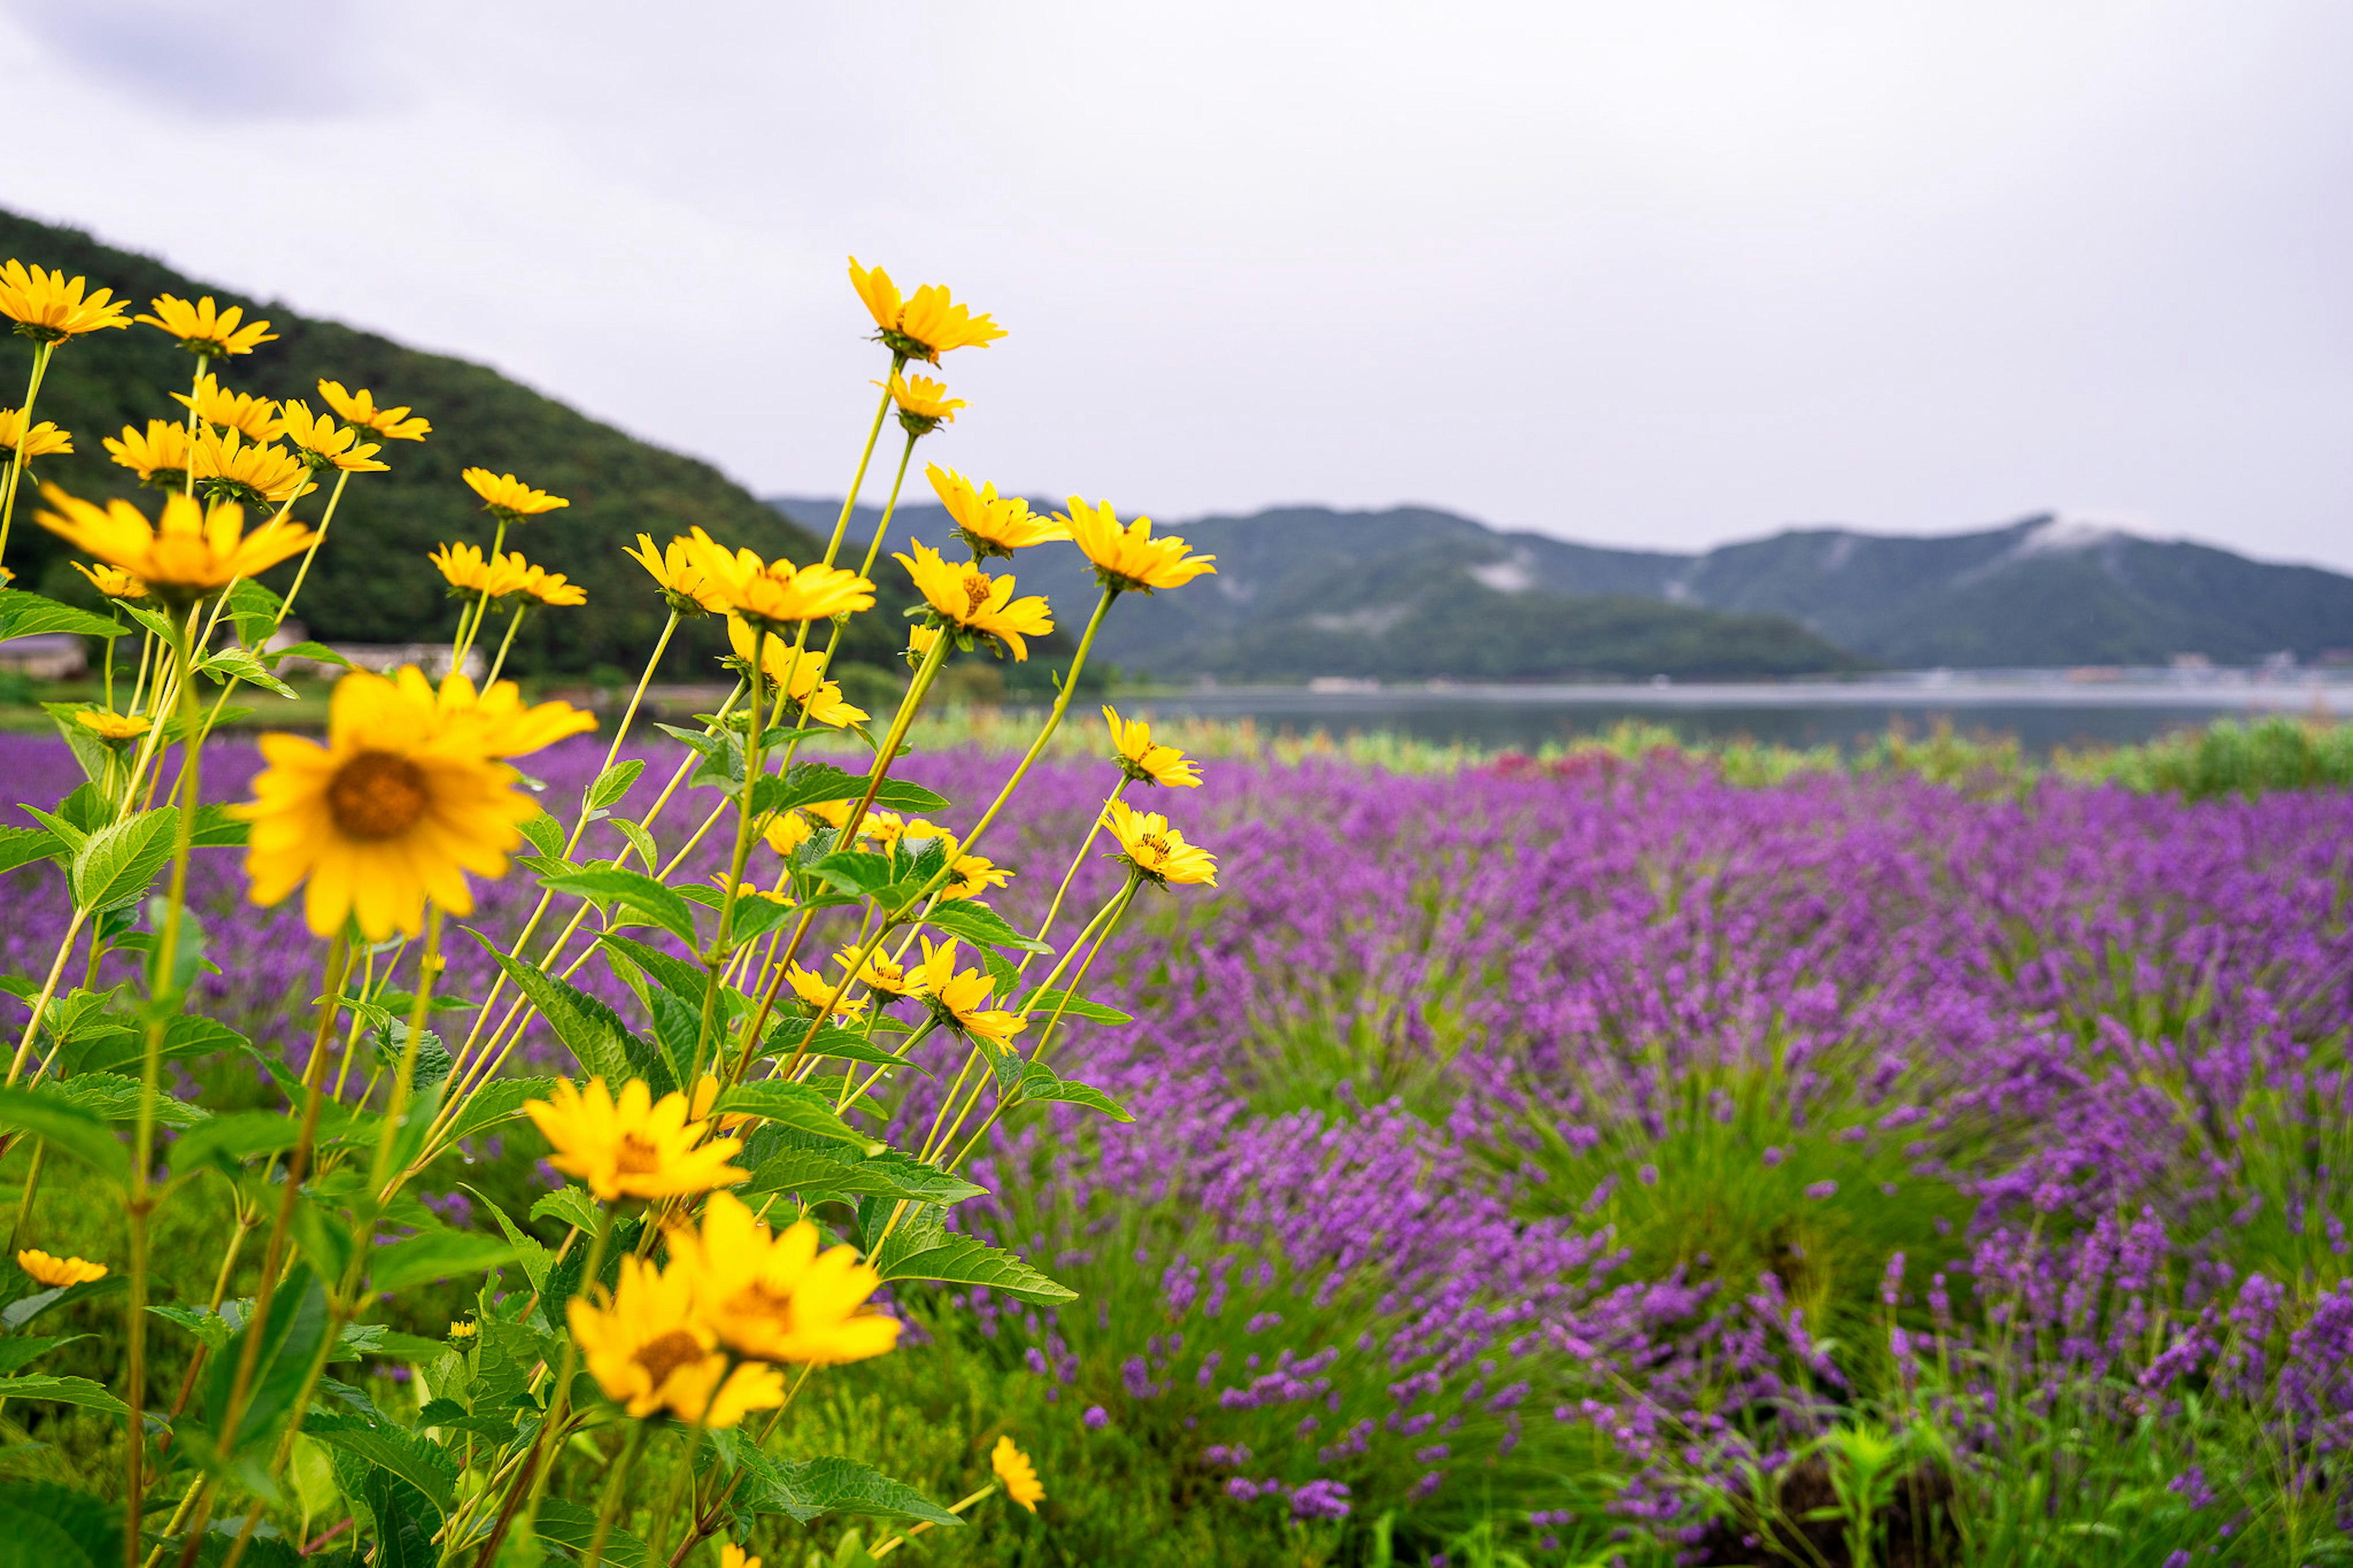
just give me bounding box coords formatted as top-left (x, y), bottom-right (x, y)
top-left (615, 1133), bottom-right (664, 1175)
top-left (960, 574), bottom-right (993, 615)
top-left (328, 751), bottom-right (428, 840)
top-left (633, 1328), bottom-right (706, 1387)
top-left (727, 1282), bottom-right (797, 1321)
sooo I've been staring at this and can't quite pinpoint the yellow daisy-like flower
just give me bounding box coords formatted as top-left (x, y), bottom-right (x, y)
top-left (448, 1319), bottom-right (478, 1339)
top-left (895, 539), bottom-right (1053, 662)
top-left (665, 1191), bottom-right (902, 1366)
top-left (526, 1077), bottom-right (748, 1203)
top-left (906, 624), bottom-right (941, 670)
top-left (428, 542), bottom-right (533, 600)
top-left (35, 482), bottom-right (314, 597)
top-left (567, 1254), bottom-right (784, 1428)
top-left (710, 871), bottom-right (791, 907)
top-left (463, 468), bottom-right (570, 523)
top-left (835, 944), bottom-right (921, 1001)
top-left (911, 936), bottom-right (1026, 1049)
top-left (625, 532), bottom-right (729, 616)
top-left (722, 617), bottom-right (869, 727)
top-left (104, 420), bottom-right (194, 489)
top-left (862, 812), bottom-right (949, 854)
top-left (1104, 706), bottom-right (1202, 788)
top-left (879, 372), bottom-right (966, 437)
top-left (1056, 498), bottom-right (1218, 595)
top-left (764, 810), bottom-right (816, 858)
top-left (233, 667), bottom-right (541, 938)
top-left (72, 562), bottom-right (146, 600)
top-left (803, 798), bottom-right (858, 833)
top-left (193, 427), bottom-right (313, 508)
top-left (719, 1545), bottom-right (759, 1568)
top-left (783, 962), bottom-right (867, 1021)
top-left (943, 853), bottom-right (1012, 901)
top-left (1102, 798), bottom-right (1218, 888)
top-left (518, 561), bottom-right (586, 607)
top-left (847, 257), bottom-right (1006, 363)
top-left (719, 553), bottom-right (876, 631)
top-left (926, 464), bottom-right (1067, 561)
top-left (317, 381), bottom-right (431, 442)
top-left (0, 263), bottom-right (131, 343)
top-left (423, 668), bottom-right (595, 758)
top-left (72, 709), bottom-right (151, 745)
top-left (992, 1436), bottom-right (1044, 1513)
top-left (17, 1249), bottom-right (107, 1287)
top-left (172, 373), bottom-right (282, 442)
top-left (137, 294), bottom-right (276, 357)
top-left (278, 401), bottom-right (390, 473)
top-left (0, 409), bottom-right (71, 460)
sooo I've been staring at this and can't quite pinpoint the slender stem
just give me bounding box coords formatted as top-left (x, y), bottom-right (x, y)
top-left (824, 373), bottom-right (901, 570)
top-left (5, 1140), bottom-right (44, 1252)
top-left (1018, 776), bottom-right (1130, 972)
top-left (955, 588), bottom-right (1116, 861)
top-left (483, 603), bottom-right (526, 687)
top-left (646, 1405), bottom-right (710, 1567)
top-left (566, 611), bottom-right (680, 857)
top-left (374, 907), bottom-right (445, 1192)
top-left (581, 1422), bottom-right (650, 1568)
top-left (0, 340), bottom-right (56, 574)
top-left (6, 907), bottom-right (89, 1085)
top-left (276, 467), bottom-right (353, 621)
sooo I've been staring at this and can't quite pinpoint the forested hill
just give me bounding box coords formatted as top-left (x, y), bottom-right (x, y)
top-left (0, 206), bottom-right (917, 680)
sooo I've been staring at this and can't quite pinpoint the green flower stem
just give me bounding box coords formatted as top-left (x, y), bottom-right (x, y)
top-left (566, 609), bottom-right (681, 857)
top-left (1016, 776), bottom-right (1131, 973)
top-left (661, 1363), bottom-right (816, 1568)
top-left (4, 906), bottom-right (89, 1086)
top-left (868, 1483), bottom-right (998, 1560)
top-left (450, 518), bottom-right (511, 668)
top-left (580, 1422), bottom-right (651, 1568)
top-left (695, 627), bottom-right (778, 1085)
top-left (482, 602), bottom-right (526, 687)
top-left (0, 338), bottom-right (56, 570)
top-left (822, 368), bottom-right (901, 569)
top-left (371, 906), bottom-right (444, 1192)
top-left (1023, 876), bottom-right (1142, 1069)
top-left (952, 586), bottom-right (1116, 862)
top-left (4, 1140), bottom-right (43, 1252)
top-left (645, 1398), bottom-right (713, 1568)
top-left (124, 608), bottom-right (207, 1567)
top-left (275, 466), bottom-right (355, 621)
top-left (740, 626), bottom-right (953, 1085)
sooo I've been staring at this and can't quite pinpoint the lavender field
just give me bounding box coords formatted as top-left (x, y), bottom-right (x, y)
top-left (9, 732), bottom-right (2352, 1566)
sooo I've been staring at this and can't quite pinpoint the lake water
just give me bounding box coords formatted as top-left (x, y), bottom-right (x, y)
top-left (1105, 678), bottom-right (2352, 756)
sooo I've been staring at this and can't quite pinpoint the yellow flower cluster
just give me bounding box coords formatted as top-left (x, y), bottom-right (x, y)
top-left (35, 483), bottom-right (313, 599)
top-left (428, 542), bottom-right (583, 606)
top-left (0, 408), bottom-right (70, 460)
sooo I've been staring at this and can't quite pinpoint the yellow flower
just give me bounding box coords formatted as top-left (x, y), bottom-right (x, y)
top-left (1102, 798), bottom-right (1218, 888)
top-left (906, 624), bottom-right (941, 670)
top-left (35, 482), bottom-right (314, 597)
top-left (1056, 498), bottom-right (1217, 595)
top-left (233, 667), bottom-right (540, 938)
top-left (835, 944), bottom-right (920, 1001)
top-left (72, 710), bottom-right (151, 745)
top-left (863, 812), bottom-right (949, 854)
top-left (104, 420), bottom-right (194, 489)
top-left (665, 1191), bottom-right (902, 1366)
top-left (192, 427), bottom-right (314, 508)
top-left (803, 798), bottom-right (857, 832)
top-left (1104, 706), bottom-right (1202, 787)
top-left (764, 811), bottom-right (815, 858)
top-left (428, 543), bottom-right (533, 600)
top-left (317, 381), bottom-right (431, 442)
top-left (992, 1436), bottom-right (1044, 1513)
top-left (137, 294), bottom-right (276, 356)
top-left (911, 936), bottom-right (1026, 1049)
top-left (626, 533), bottom-right (730, 616)
top-left (448, 1319), bottom-right (478, 1339)
top-left (0, 263), bottom-right (131, 343)
top-left (525, 1077), bottom-right (748, 1203)
top-left (710, 871), bottom-right (790, 906)
top-left (518, 561), bottom-right (586, 607)
top-left (783, 962), bottom-right (866, 1021)
top-left (879, 372), bottom-right (966, 437)
top-left (17, 1249), bottom-right (107, 1287)
top-left (567, 1254), bottom-right (784, 1428)
top-left (72, 562), bottom-right (146, 600)
top-left (926, 464), bottom-right (1067, 560)
top-left (425, 668), bottom-right (596, 758)
top-left (895, 539), bottom-right (1053, 662)
top-left (719, 1545), bottom-right (759, 1568)
top-left (723, 617), bottom-right (868, 727)
top-left (171, 373), bottom-right (282, 442)
top-left (943, 853), bottom-right (1011, 901)
top-left (462, 468), bottom-right (570, 523)
top-left (847, 257), bottom-right (1006, 363)
top-left (0, 409), bottom-right (71, 459)
top-left (278, 401), bottom-right (390, 472)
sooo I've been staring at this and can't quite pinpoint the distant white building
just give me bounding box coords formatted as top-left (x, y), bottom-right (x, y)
top-left (0, 634), bottom-right (87, 679)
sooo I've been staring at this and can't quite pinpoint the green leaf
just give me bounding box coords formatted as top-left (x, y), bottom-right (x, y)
top-left (469, 1191), bottom-right (553, 1295)
top-left (0, 1088), bottom-right (126, 1184)
top-left (709, 1080), bottom-right (879, 1151)
top-left (263, 639), bottom-right (352, 671)
top-left (466, 930), bottom-right (643, 1085)
top-left (187, 803), bottom-right (251, 849)
top-left (586, 759), bottom-right (645, 812)
top-left (1016, 987), bottom-right (1134, 1026)
top-left (920, 898), bottom-right (1053, 954)
top-left (873, 779), bottom-right (950, 814)
top-left (529, 1184), bottom-right (601, 1236)
top-left (609, 817), bottom-right (658, 871)
top-left (0, 1480), bottom-right (122, 1568)
top-left (68, 808), bottom-right (178, 914)
top-left (303, 1410), bottom-right (459, 1518)
top-left (331, 1324), bottom-right (449, 1363)
top-left (742, 1140), bottom-right (982, 1205)
top-left (287, 1197), bottom-right (354, 1282)
top-left (170, 1108), bottom-right (302, 1174)
top-left (531, 1498), bottom-right (651, 1568)
top-left (744, 762), bottom-right (866, 819)
top-left (517, 811), bottom-right (565, 860)
top-left (0, 1335), bottom-right (87, 1375)
top-left (16, 806), bottom-right (85, 858)
top-left (739, 1452), bottom-right (963, 1528)
top-left (596, 934), bottom-right (721, 1015)
top-left (0, 591), bottom-right (125, 641)
top-left (811, 852), bottom-right (895, 898)
top-left (439, 1076), bottom-right (551, 1147)
top-left (223, 578), bottom-right (284, 648)
top-left (539, 868), bottom-right (699, 944)
top-left (760, 1020), bottom-right (909, 1069)
top-left (195, 645), bottom-right (297, 700)
top-left (70, 1012), bottom-right (251, 1078)
top-left (203, 1265), bottom-right (329, 1457)
top-left (371, 1232), bottom-right (518, 1294)
top-left (874, 1212), bottom-right (1074, 1303)
top-left (1, 1277), bottom-right (124, 1331)
top-left (1014, 1062), bottom-right (1134, 1122)
top-left (0, 825), bottom-right (64, 876)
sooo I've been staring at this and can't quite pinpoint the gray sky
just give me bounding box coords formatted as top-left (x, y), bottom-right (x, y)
top-left (4, 1), bottom-right (2349, 569)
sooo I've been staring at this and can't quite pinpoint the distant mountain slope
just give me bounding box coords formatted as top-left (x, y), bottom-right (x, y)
top-left (778, 495), bottom-right (2353, 675)
top-left (0, 207), bottom-right (918, 678)
top-left (770, 498), bottom-right (1857, 680)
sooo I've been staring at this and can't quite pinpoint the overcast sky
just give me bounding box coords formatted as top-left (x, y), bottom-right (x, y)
top-left (3, 1), bottom-right (2348, 569)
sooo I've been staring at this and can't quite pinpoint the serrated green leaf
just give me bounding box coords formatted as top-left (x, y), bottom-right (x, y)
top-left (0, 1334), bottom-right (88, 1374)
top-left (609, 816), bottom-right (658, 871)
top-left (1015, 987), bottom-right (1134, 1025)
top-left (264, 639), bottom-right (352, 671)
top-left (0, 1088), bottom-right (126, 1184)
top-left (469, 1191), bottom-right (553, 1295)
top-left (740, 1452), bottom-right (962, 1528)
top-left (531, 1498), bottom-right (651, 1567)
top-left (920, 898), bottom-right (1052, 953)
top-left (811, 852), bottom-right (895, 898)
top-left (439, 1076), bottom-right (552, 1148)
top-left (596, 933), bottom-right (721, 1015)
top-left (586, 759), bottom-right (645, 812)
top-left (1014, 1062), bottom-right (1134, 1122)
top-left (529, 1184), bottom-right (601, 1236)
top-left (0, 824), bottom-right (63, 876)
top-left (761, 1020), bottom-right (909, 1070)
top-left (371, 1232), bottom-right (517, 1293)
top-left (467, 930), bottom-right (643, 1085)
top-left (709, 1080), bottom-right (878, 1151)
top-left (517, 811), bottom-right (565, 859)
top-left (742, 1141), bottom-right (982, 1205)
top-left (540, 868), bottom-right (699, 944)
top-left (305, 1409), bottom-right (459, 1519)
top-left (169, 1108), bottom-right (300, 1174)
top-left (204, 1265), bottom-right (328, 1457)
top-left (0, 1374), bottom-right (126, 1417)
top-left (197, 644), bottom-right (297, 700)
top-left (68, 807), bottom-right (176, 913)
top-left (223, 578), bottom-right (285, 648)
top-left (0, 590), bottom-right (126, 641)
top-left (874, 1214), bottom-right (1074, 1303)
